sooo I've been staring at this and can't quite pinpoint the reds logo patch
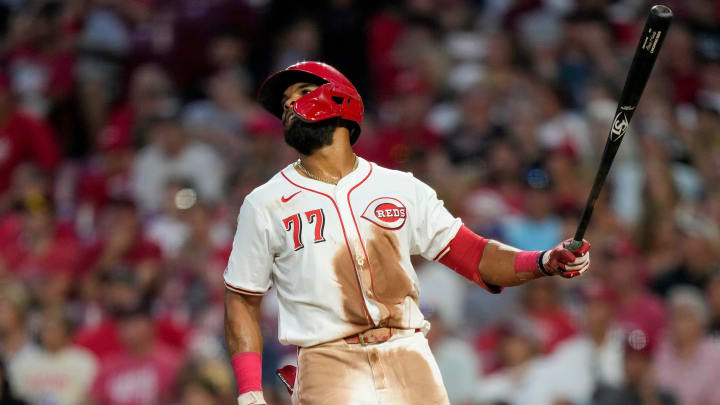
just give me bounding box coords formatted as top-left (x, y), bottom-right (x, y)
top-left (361, 197), bottom-right (407, 230)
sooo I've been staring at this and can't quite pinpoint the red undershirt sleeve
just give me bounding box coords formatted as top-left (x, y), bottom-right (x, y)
top-left (435, 225), bottom-right (503, 294)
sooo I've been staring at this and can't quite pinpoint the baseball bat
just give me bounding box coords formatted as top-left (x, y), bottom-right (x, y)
top-left (568, 5), bottom-right (673, 252)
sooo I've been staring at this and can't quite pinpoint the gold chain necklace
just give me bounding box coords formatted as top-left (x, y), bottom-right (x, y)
top-left (295, 155), bottom-right (358, 185)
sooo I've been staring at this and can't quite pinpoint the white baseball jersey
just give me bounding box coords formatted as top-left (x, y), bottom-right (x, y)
top-left (224, 157), bottom-right (462, 347)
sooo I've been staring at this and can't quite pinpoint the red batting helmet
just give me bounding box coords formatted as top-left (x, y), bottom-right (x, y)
top-left (258, 61), bottom-right (363, 144)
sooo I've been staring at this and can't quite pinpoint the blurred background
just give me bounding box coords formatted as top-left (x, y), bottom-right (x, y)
top-left (0, 0), bottom-right (719, 404)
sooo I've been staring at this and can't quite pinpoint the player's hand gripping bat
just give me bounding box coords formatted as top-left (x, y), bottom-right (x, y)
top-left (567, 5), bottom-right (673, 252)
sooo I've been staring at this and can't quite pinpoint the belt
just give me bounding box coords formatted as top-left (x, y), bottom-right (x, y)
top-left (343, 327), bottom-right (420, 346)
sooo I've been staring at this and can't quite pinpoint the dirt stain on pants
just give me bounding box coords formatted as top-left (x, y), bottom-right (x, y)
top-left (293, 332), bottom-right (450, 405)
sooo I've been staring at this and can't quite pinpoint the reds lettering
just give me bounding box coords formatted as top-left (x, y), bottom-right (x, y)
top-left (361, 197), bottom-right (408, 230)
top-left (375, 205), bottom-right (406, 221)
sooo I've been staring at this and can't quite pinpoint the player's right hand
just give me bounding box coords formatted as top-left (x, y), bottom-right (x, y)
top-left (237, 391), bottom-right (267, 405)
top-left (541, 239), bottom-right (591, 278)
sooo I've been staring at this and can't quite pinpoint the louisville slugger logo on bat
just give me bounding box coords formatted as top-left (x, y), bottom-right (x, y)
top-left (610, 111), bottom-right (630, 141)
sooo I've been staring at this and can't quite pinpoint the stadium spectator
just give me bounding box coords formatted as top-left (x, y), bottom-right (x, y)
top-left (3, 0), bottom-right (77, 118)
top-left (132, 117), bottom-right (225, 213)
top-left (74, 270), bottom-right (142, 361)
top-left (83, 198), bottom-right (162, 290)
top-left (474, 319), bottom-right (567, 405)
top-left (0, 359), bottom-right (27, 405)
top-left (603, 242), bottom-right (667, 345)
top-left (549, 282), bottom-right (625, 402)
top-left (182, 67), bottom-right (259, 162)
top-left (0, 283), bottom-right (33, 365)
top-left (651, 217), bottom-right (719, 296)
top-left (594, 331), bottom-right (676, 405)
top-left (519, 277), bottom-right (579, 354)
top-left (425, 306), bottom-right (480, 405)
top-left (0, 185), bottom-right (83, 295)
top-left (99, 64), bottom-right (177, 152)
top-left (146, 179), bottom-right (199, 260)
top-left (75, 124), bottom-right (135, 215)
top-left (708, 270), bottom-right (720, 338)
top-left (654, 287), bottom-right (720, 405)
top-left (91, 303), bottom-right (183, 405)
top-left (444, 81), bottom-right (503, 165)
top-left (362, 72), bottom-right (441, 170)
top-left (0, 76), bottom-right (60, 199)
top-left (9, 309), bottom-right (97, 405)
top-left (501, 173), bottom-right (564, 251)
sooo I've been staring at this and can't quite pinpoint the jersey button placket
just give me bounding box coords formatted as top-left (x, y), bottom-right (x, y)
top-left (354, 243), bottom-right (373, 298)
top-left (337, 185), bottom-right (380, 324)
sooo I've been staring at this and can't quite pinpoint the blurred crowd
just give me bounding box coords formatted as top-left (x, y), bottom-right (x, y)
top-left (0, 0), bottom-right (719, 404)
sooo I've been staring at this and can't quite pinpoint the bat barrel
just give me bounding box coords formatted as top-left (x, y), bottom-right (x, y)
top-left (570, 5), bottom-right (672, 251)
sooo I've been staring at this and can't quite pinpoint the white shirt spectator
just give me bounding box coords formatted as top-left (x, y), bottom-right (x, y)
top-left (537, 112), bottom-right (591, 160)
top-left (10, 345), bottom-right (97, 405)
top-left (547, 328), bottom-right (625, 402)
top-left (433, 337), bottom-right (481, 405)
top-left (417, 261), bottom-right (467, 329)
top-left (475, 357), bottom-right (562, 405)
top-left (133, 142), bottom-right (225, 213)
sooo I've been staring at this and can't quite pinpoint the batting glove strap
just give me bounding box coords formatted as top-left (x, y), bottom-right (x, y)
top-left (537, 250), bottom-right (554, 277)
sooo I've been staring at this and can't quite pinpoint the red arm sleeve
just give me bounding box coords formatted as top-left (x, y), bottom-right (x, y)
top-left (435, 225), bottom-right (503, 293)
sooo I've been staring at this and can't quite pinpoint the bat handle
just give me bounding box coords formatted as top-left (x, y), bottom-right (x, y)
top-left (567, 239), bottom-right (583, 252)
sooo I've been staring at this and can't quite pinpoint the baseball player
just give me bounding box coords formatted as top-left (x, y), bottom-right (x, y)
top-left (224, 61), bottom-right (591, 405)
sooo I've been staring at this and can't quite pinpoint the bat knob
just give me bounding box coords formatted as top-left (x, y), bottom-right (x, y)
top-left (651, 5), bottom-right (673, 18)
top-left (566, 239), bottom-right (583, 252)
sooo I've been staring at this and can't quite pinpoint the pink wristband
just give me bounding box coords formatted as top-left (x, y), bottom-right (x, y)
top-left (231, 352), bottom-right (262, 394)
top-left (514, 251), bottom-right (541, 279)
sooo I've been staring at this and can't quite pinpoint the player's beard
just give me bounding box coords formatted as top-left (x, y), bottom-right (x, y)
top-left (284, 117), bottom-right (336, 156)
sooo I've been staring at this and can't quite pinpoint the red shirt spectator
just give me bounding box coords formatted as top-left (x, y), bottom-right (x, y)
top-left (81, 235), bottom-right (162, 280)
top-left (0, 211), bottom-right (82, 279)
top-left (0, 92), bottom-right (60, 192)
top-left (80, 200), bottom-right (162, 276)
top-left (527, 309), bottom-right (579, 354)
top-left (97, 64), bottom-right (176, 150)
top-left (91, 343), bottom-right (181, 405)
top-left (615, 292), bottom-right (667, 345)
top-left (603, 243), bottom-right (667, 344)
top-left (75, 316), bottom-right (188, 361)
top-left (5, 45), bottom-right (76, 102)
top-left (522, 278), bottom-right (579, 354)
top-left (91, 307), bottom-right (183, 405)
top-left (74, 318), bottom-right (123, 361)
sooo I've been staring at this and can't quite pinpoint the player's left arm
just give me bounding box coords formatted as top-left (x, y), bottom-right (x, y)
top-left (478, 237), bottom-right (591, 286)
top-left (411, 176), bottom-right (590, 290)
top-left (438, 225), bottom-right (591, 289)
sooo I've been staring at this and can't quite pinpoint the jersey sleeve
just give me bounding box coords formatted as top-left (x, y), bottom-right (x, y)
top-left (224, 197), bottom-right (274, 295)
top-left (409, 175), bottom-right (463, 260)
